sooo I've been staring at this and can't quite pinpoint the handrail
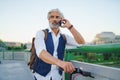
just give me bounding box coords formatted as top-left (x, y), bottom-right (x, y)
top-left (66, 43), bottom-right (120, 53)
top-left (71, 60), bottom-right (120, 80)
top-left (64, 43), bottom-right (120, 80)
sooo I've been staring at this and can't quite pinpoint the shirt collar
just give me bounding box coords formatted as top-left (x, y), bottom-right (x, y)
top-left (48, 27), bottom-right (61, 36)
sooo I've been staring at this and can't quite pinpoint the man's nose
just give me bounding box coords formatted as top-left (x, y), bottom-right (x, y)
top-left (53, 17), bottom-right (57, 20)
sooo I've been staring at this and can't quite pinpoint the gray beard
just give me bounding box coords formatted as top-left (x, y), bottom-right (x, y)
top-left (49, 23), bottom-right (60, 29)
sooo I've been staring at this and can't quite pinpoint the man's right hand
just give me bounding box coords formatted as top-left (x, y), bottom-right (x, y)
top-left (57, 61), bottom-right (75, 73)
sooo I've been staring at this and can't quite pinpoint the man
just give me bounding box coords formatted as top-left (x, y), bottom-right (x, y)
top-left (34, 9), bottom-right (85, 80)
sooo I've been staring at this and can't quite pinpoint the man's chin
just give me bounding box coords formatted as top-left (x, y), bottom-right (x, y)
top-left (49, 23), bottom-right (60, 29)
top-left (51, 25), bottom-right (60, 29)
top-left (51, 26), bottom-right (59, 29)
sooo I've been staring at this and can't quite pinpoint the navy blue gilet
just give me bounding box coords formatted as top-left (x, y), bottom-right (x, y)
top-left (35, 30), bottom-right (66, 76)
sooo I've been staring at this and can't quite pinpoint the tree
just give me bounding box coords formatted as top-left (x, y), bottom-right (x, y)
top-left (0, 39), bottom-right (7, 51)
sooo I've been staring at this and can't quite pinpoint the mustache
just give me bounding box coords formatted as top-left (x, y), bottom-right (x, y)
top-left (52, 21), bottom-right (61, 25)
top-left (52, 21), bottom-right (58, 24)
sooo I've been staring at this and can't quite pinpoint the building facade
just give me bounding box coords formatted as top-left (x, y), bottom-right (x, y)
top-left (5, 42), bottom-right (22, 47)
top-left (94, 32), bottom-right (120, 44)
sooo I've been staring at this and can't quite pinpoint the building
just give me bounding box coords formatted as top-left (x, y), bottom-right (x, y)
top-left (5, 42), bottom-right (22, 47)
top-left (94, 32), bottom-right (120, 44)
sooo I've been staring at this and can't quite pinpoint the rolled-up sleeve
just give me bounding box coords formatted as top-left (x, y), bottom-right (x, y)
top-left (34, 30), bottom-right (46, 57)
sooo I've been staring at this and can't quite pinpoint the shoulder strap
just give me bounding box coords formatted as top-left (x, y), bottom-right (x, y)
top-left (32, 30), bottom-right (48, 73)
top-left (61, 34), bottom-right (66, 42)
top-left (42, 29), bottom-right (48, 41)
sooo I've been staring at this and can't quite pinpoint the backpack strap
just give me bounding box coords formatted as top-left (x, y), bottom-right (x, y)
top-left (33, 29), bottom-right (48, 73)
top-left (28, 37), bottom-right (35, 69)
top-left (61, 34), bottom-right (66, 42)
top-left (42, 29), bottom-right (48, 41)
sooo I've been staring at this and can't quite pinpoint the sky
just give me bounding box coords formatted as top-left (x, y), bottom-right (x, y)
top-left (0, 0), bottom-right (120, 43)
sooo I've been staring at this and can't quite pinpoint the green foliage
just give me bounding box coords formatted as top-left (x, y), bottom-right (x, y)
top-left (67, 52), bottom-right (120, 68)
top-left (87, 53), bottom-right (96, 60)
top-left (21, 44), bottom-right (27, 49)
top-left (7, 45), bottom-right (26, 51)
top-left (0, 39), bottom-right (7, 51)
top-left (74, 55), bottom-right (84, 61)
top-left (103, 53), bottom-right (112, 60)
top-left (7, 46), bottom-right (23, 50)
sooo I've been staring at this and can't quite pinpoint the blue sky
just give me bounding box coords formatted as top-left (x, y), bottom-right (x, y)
top-left (0, 0), bottom-right (120, 43)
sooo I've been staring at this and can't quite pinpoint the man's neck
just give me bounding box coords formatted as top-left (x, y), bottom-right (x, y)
top-left (51, 28), bottom-right (59, 36)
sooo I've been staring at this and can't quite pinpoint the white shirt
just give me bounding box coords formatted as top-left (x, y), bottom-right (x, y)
top-left (34, 28), bottom-right (79, 80)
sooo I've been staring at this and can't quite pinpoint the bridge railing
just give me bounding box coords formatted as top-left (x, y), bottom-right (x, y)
top-left (0, 43), bottom-right (120, 80)
top-left (64, 43), bottom-right (120, 80)
top-left (0, 50), bottom-right (30, 63)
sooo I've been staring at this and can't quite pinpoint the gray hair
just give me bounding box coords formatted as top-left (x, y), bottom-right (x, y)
top-left (47, 9), bottom-right (64, 19)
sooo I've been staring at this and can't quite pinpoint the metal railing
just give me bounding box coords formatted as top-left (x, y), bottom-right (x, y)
top-left (64, 43), bottom-right (120, 80)
top-left (0, 43), bottom-right (120, 80)
top-left (0, 50), bottom-right (30, 63)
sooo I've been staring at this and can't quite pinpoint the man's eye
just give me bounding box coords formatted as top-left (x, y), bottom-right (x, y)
top-left (50, 16), bottom-right (54, 18)
top-left (50, 16), bottom-right (60, 19)
top-left (56, 16), bottom-right (60, 18)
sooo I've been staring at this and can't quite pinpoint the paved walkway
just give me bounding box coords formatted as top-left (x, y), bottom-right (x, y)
top-left (0, 60), bottom-right (34, 80)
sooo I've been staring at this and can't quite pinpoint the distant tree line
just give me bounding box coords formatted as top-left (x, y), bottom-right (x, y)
top-left (7, 43), bottom-right (27, 51)
top-left (0, 39), bottom-right (26, 51)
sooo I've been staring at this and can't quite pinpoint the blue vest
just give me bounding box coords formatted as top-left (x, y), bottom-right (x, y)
top-left (35, 30), bottom-right (66, 76)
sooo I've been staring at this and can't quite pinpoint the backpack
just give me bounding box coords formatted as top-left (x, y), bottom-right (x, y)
top-left (28, 29), bottom-right (66, 73)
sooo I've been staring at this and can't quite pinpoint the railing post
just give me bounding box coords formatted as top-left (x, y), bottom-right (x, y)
top-left (12, 50), bottom-right (14, 60)
top-left (64, 51), bottom-right (75, 80)
top-left (2, 50), bottom-right (4, 60)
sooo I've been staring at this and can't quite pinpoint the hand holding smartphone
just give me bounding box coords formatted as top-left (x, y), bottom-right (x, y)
top-left (59, 20), bottom-right (66, 27)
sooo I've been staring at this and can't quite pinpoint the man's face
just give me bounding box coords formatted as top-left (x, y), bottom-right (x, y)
top-left (49, 11), bottom-right (62, 28)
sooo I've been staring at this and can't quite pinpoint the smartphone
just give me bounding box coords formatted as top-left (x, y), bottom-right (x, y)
top-left (59, 20), bottom-right (66, 26)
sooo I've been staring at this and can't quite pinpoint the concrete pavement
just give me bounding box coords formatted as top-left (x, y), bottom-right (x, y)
top-left (0, 60), bottom-right (34, 80)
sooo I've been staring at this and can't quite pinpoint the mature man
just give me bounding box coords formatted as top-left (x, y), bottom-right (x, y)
top-left (34, 9), bottom-right (85, 80)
